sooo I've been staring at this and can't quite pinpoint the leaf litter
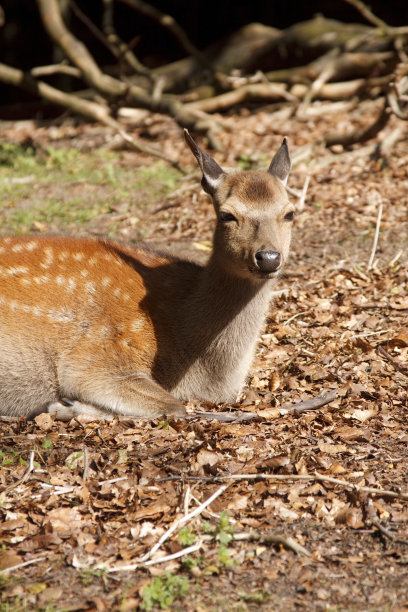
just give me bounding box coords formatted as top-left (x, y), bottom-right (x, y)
top-left (0, 101), bottom-right (408, 610)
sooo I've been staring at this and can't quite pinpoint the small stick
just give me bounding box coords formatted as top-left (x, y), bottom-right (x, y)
top-left (367, 200), bottom-right (383, 271)
top-left (0, 557), bottom-right (46, 575)
top-left (298, 174), bottom-right (310, 212)
top-left (139, 483), bottom-right (229, 562)
top-left (366, 499), bottom-right (408, 545)
top-left (377, 345), bottom-right (408, 376)
top-left (82, 445), bottom-right (89, 482)
top-left (106, 542), bottom-right (202, 573)
top-left (234, 531), bottom-right (311, 556)
top-left (279, 389), bottom-right (338, 414)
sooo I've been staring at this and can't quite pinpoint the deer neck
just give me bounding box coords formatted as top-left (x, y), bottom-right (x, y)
top-left (164, 254), bottom-right (276, 402)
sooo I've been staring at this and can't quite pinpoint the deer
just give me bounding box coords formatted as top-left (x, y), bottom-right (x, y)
top-left (0, 130), bottom-right (294, 420)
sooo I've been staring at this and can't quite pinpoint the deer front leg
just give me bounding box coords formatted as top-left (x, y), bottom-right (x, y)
top-left (54, 368), bottom-right (186, 420)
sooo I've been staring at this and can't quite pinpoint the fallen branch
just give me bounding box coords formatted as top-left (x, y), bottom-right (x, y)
top-left (156, 472), bottom-right (408, 501)
top-left (192, 389), bottom-right (338, 422)
top-left (367, 196), bottom-right (383, 271)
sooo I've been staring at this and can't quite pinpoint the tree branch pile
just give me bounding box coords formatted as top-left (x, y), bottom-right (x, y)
top-left (0, 0), bottom-right (407, 148)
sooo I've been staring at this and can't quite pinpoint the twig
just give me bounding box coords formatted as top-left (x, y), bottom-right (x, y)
top-left (298, 174), bottom-right (311, 212)
top-left (236, 531), bottom-right (311, 556)
top-left (376, 345), bottom-right (408, 376)
top-left (82, 445), bottom-right (89, 481)
top-left (145, 542), bottom-right (202, 566)
top-left (279, 390), bottom-right (338, 414)
top-left (4, 450), bottom-right (35, 492)
top-left (106, 542), bottom-right (202, 572)
top-left (31, 63), bottom-right (82, 78)
top-left (367, 200), bottom-right (383, 271)
top-left (156, 472), bottom-right (408, 501)
top-left (117, 129), bottom-right (186, 173)
top-left (0, 557), bottom-right (46, 575)
top-left (139, 483), bottom-right (230, 563)
top-left (366, 498), bottom-right (408, 545)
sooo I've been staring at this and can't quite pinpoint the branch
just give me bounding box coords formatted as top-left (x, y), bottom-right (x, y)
top-left (36, 0), bottom-right (221, 138)
top-left (0, 61), bottom-right (117, 126)
top-left (37, 0), bottom-right (125, 97)
top-left (156, 473), bottom-right (408, 501)
top-left (0, 62), bottom-right (185, 170)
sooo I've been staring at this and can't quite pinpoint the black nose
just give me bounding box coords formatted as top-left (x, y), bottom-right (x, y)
top-left (255, 250), bottom-right (281, 273)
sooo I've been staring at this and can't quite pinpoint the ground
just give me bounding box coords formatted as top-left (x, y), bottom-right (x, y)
top-left (0, 99), bottom-right (407, 611)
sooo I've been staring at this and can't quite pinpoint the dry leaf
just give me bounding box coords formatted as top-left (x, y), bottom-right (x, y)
top-left (349, 409), bottom-right (377, 423)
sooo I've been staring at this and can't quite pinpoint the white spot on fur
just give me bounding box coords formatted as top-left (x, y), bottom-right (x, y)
top-left (73, 252), bottom-right (84, 261)
top-left (9, 300), bottom-right (18, 311)
top-left (80, 269), bottom-right (89, 278)
top-left (131, 319), bottom-right (144, 333)
top-left (123, 293), bottom-right (130, 302)
top-left (56, 275), bottom-right (65, 286)
top-left (12, 244), bottom-right (24, 253)
top-left (7, 266), bottom-right (29, 276)
top-left (67, 278), bottom-right (76, 292)
top-left (58, 251), bottom-right (68, 261)
top-left (86, 281), bottom-right (96, 294)
top-left (25, 241), bottom-right (38, 251)
top-left (101, 277), bottom-right (111, 288)
top-left (20, 278), bottom-right (31, 286)
top-left (34, 276), bottom-right (50, 285)
top-left (113, 287), bottom-right (121, 298)
top-left (48, 308), bottom-right (74, 322)
top-left (32, 306), bottom-right (43, 317)
top-left (88, 257), bottom-right (97, 265)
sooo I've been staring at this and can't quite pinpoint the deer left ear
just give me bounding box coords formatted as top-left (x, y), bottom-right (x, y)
top-left (184, 129), bottom-right (226, 195)
top-left (268, 138), bottom-right (291, 187)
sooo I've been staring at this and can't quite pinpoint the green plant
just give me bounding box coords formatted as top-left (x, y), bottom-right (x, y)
top-left (78, 567), bottom-right (107, 586)
top-left (178, 527), bottom-right (196, 547)
top-left (41, 438), bottom-right (53, 450)
top-left (141, 573), bottom-right (189, 610)
top-left (204, 511), bottom-right (235, 568)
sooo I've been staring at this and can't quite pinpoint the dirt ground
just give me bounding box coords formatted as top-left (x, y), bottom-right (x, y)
top-left (0, 99), bottom-right (407, 611)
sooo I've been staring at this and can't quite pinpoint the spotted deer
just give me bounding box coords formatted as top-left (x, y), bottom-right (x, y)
top-left (0, 131), bottom-right (294, 420)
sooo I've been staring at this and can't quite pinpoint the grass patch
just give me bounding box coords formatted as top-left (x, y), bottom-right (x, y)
top-left (0, 144), bottom-right (180, 235)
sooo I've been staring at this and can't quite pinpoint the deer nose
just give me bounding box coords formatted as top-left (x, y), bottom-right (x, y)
top-left (254, 250), bottom-right (281, 273)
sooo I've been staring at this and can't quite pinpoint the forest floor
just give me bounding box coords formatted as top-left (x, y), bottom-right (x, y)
top-left (0, 98), bottom-right (407, 611)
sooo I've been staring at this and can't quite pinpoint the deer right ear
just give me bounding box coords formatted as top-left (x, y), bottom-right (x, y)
top-left (184, 129), bottom-right (226, 195)
top-left (268, 138), bottom-right (291, 187)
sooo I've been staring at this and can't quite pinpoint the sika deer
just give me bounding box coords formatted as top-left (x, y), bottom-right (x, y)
top-left (0, 131), bottom-right (294, 420)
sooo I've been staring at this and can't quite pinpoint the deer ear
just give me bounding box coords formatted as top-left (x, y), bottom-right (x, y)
top-left (268, 138), bottom-right (291, 187)
top-left (184, 129), bottom-right (226, 195)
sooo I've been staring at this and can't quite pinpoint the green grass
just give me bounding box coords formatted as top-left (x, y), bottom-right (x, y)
top-left (141, 573), bottom-right (189, 611)
top-left (0, 143), bottom-right (180, 235)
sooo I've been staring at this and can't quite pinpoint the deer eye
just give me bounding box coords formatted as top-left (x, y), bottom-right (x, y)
top-left (219, 211), bottom-right (237, 223)
top-left (283, 210), bottom-right (295, 222)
